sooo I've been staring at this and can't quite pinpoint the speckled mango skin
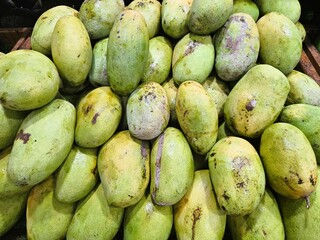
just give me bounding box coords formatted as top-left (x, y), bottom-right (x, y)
top-left (214, 13), bottom-right (259, 81)
top-left (232, 0), bottom-right (259, 22)
top-left (259, 122), bottom-right (318, 200)
top-left (208, 136), bottom-right (266, 216)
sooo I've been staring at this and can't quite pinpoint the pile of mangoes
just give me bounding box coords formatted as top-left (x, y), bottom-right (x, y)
top-left (1, 0), bottom-right (320, 239)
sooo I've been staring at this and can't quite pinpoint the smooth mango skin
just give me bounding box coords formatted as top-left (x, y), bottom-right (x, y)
top-left (232, 0), bottom-right (259, 22)
top-left (79, 0), bottom-right (124, 40)
top-left (176, 81), bottom-right (218, 155)
top-left (257, 12), bottom-right (302, 75)
top-left (51, 15), bottom-right (92, 87)
top-left (98, 130), bottom-right (150, 208)
top-left (55, 145), bottom-right (98, 203)
top-left (279, 104), bottom-right (320, 164)
top-left (161, 0), bottom-right (193, 39)
top-left (174, 169), bottom-right (226, 240)
top-left (124, 191), bottom-right (173, 240)
top-left (31, 5), bottom-right (79, 56)
top-left (67, 183), bottom-right (124, 240)
top-left (0, 49), bottom-right (61, 111)
top-left (7, 99), bottom-right (76, 187)
top-left (107, 9), bottom-right (149, 96)
top-left (172, 33), bottom-right (215, 85)
top-left (162, 78), bottom-right (178, 126)
top-left (208, 136), bottom-right (266, 216)
top-left (214, 13), bottom-right (260, 81)
top-left (259, 122), bottom-right (318, 200)
top-left (75, 86), bottom-right (122, 148)
top-left (296, 21), bottom-right (306, 42)
top-left (27, 175), bottom-right (76, 240)
top-left (150, 127), bottom-right (194, 206)
top-left (228, 187), bottom-right (285, 240)
top-left (223, 64), bottom-right (290, 138)
top-left (187, 0), bottom-right (233, 34)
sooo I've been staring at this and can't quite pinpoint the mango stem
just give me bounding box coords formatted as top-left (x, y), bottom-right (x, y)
top-left (305, 196), bottom-right (311, 209)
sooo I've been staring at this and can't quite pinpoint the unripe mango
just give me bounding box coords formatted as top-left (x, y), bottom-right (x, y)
top-left (232, 0), bottom-right (259, 22)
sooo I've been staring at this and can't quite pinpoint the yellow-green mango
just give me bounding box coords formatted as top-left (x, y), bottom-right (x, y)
top-left (0, 52), bottom-right (5, 58)
top-left (161, 0), bottom-right (193, 39)
top-left (107, 9), bottom-right (149, 96)
top-left (142, 36), bottom-right (172, 84)
top-left (66, 184), bottom-right (124, 240)
top-left (127, 81), bottom-right (170, 140)
top-left (31, 5), bottom-right (79, 56)
top-left (98, 130), bottom-right (150, 208)
top-left (51, 15), bottom-right (92, 87)
top-left (162, 78), bottom-right (178, 126)
top-left (176, 80), bottom-right (218, 155)
top-left (214, 13), bottom-right (260, 81)
top-left (259, 122), bottom-right (318, 202)
top-left (75, 86), bottom-right (122, 148)
top-left (296, 21), bottom-right (306, 42)
top-left (172, 33), bottom-right (215, 85)
top-left (7, 99), bottom-right (76, 187)
top-left (257, 12), bottom-right (302, 75)
top-left (228, 187), bottom-right (285, 240)
top-left (208, 136), bottom-right (266, 215)
top-left (232, 0), bottom-right (259, 22)
top-left (150, 127), bottom-right (194, 206)
top-left (124, 191), bottom-right (173, 240)
top-left (27, 175), bottom-right (75, 240)
top-left (79, 0), bottom-right (125, 40)
top-left (0, 49), bottom-right (61, 111)
top-left (187, 0), bottom-right (233, 34)
top-left (174, 169), bottom-right (226, 240)
top-left (223, 64), bottom-right (290, 138)
top-left (55, 145), bottom-right (98, 203)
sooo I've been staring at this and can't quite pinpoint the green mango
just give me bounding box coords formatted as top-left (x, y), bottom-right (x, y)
top-left (259, 122), bottom-right (318, 203)
top-left (150, 127), bottom-right (194, 206)
top-left (98, 130), bottom-right (150, 208)
top-left (232, 0), bottom-right (259, 22)
top-left (217, 122), bottom-right (235, 140)
top-left (75, 86), bottom-right (122, 148)
top-left (296, 21), bottom-right (306, 42)
top-left (176, 80), bottom-right (218, 155)
top-left (0, 49), bottom-right (61, 111)
top-left (208, 136), bottom-right (266, 215)
top-left (107, 9), bottom-right (149, 96)
top-left (174, 169), bottom-right (226, 240)
top-left (7, 99), bottom-right (76, 187)
top-left (66, 184), bottom-right (124, 240)
top-left (223, 64), bottom-right (289, 138)
top-left (0, 52), bottom-right (5, 58)
top-left (162, 78), bottom-right (178, 126)
top-left (51, 15), bottom-right (92, 87)
top-left (27, 175), bottom-right (76, 240)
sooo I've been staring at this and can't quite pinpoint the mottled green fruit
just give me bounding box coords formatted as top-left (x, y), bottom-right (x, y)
top-left (0, 52), bottom-right (5, 58)
top-left (232, 0), bottom-right (259, 21)
top-left (161, 0), bottom-right (192, 39)
top-left (174, 170), bottom-right (226, 240)
top-left (259, 122), bottom-right (318, 201)
top-left (27, 176), bottom-right (76, 240)
top-left (150, 127), bottom-right (194, 206)
top-left (257, 12), bottom-right (302, 75)
top-left (228, 187), bottom-right (285, 240)
top-left (124, 191), bottom-right (173, 240)
top-left (107, 9), bottom-right (149, 96)
top-left (79, 0), bottom-right (124, 39)
top-left (187, 0), bottom-right (233, 34)
top-left (208, 136), bottom-right (266, 215)
top-left (142, 36), bottom-right (172, 84)
top-left (217, 122), bottom-right (235, 140)
top-left (75, 86), bottom-right (122, 148)
top-left (162, 78), bottom-right (178, 126)
top-left (0, 49), bottom-right (60, 111)
top-left (31, 5), bottom-right (79, 56)
top-left (98, 130), bottom-right (150, 208)
top-left (296, 21), bottom-right (306, 42)
top-left (214, 13), bottom-right (260, 81)
top-left (7, 99), bottom-right (76, 187)
top-left (224, 64), bottom-right (289, 138)
top-left (127, 82), bottom-right (170, 140)
top-left (286, 70), bottom-right (320, 106)
top-left (51, 15), bottom-right (92, 86)
top-left (172, 33), bottom-right (214, 85)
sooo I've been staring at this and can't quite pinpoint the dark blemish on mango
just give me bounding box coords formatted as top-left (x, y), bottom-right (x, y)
top-left (128, 194), bottom-right (134, 198)
top-left (232, 157), bottom-right (249, 170)
top-left (185, 41), bottom-right (200, 55)
top-left (262, 230), bottom-right (267, 236)
top-left (236, 181), bottom-right (245, 188)
top-left (222, 190), bottom-right (230, 201)
top-left (184, 110), bottom-right (188, 117)
top-left (154, 133), bottom-right (165, 193)
top-left (210, 152), bottom-right (215, 157)
top-left (310, 174), bottom-right (316, 186)
top-left (137, 1), bottom-right (145, 7)
top-left (92, 112), bottom-right (100, 124)
top-left (191, 207), bottom-right (202, 240)
top-left (15, 129), bottom-right (31, 144)
top-left (245, 99), bottom-right (256, 111)
top-left (83, 104), bottom-right (93, 115)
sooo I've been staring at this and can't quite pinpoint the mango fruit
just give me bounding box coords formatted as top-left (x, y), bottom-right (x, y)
top-left (162, 78), bottom-right (178, 126)
top-left (232, 0), bottom-right (259, 22)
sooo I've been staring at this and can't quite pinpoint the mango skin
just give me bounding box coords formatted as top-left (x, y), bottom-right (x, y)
top-left (162, 78), bottom-right (178, 126)
top-left (223, 64), bottom-right (290, 138)
top-left (0, 49), bottom-right (61, 111)
top-left (259, 122), bottom-right (318, 200)
top-left (208, 136), bottom-right (266, 216)
top-left (107, 9), bottom-right (149, 96)
top-left (174, 169), bottom-right (226, 240)
top-left (296, 21), bottom-right (306, 42)
top-left (232, 0), bottom-right (259, 22)
top-left (7, 99), bottom-right (76, 187)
